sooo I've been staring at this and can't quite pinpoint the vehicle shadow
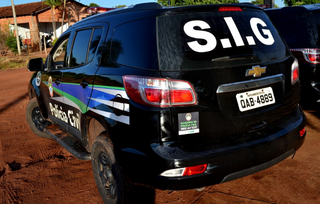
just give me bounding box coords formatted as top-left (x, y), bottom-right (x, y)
top-left (133, 187), bottom-right (156, 204)
top-left (302, 104), bottom-right (320, 131)
top-left (0, 93), bottom-right (29, 114)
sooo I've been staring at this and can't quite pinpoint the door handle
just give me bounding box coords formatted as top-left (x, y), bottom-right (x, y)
top-left (80, 81), bottom-right (89, 88)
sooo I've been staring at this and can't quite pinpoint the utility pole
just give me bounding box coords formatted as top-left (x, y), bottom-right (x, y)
top-left (11, 0), bottom-right (21, 55)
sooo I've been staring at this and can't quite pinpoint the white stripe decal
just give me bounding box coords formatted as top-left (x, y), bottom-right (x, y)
top-left (93, 88), bottom-right (129, 99)
top-left (63, 97), bottom-right (82, 111)
top-left (90, 108), bottom-right (130, 125)
top-left (51, 97), bottom-right (64, 103)
top-left (90, 98), bottom-right (130, 112)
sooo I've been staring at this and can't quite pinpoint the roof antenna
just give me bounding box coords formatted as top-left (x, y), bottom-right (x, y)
top-left (168, 0), bottom-right (171, 7)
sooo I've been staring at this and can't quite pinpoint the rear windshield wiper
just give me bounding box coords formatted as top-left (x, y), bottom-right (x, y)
top-left (211, 54), bottom-right (256, 62)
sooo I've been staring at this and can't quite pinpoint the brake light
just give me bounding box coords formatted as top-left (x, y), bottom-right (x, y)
top-left (300, 128), bottom-right (306, 137)
top-left (219, 7), bottom-right (242, 12)
top-left (291, 58), bottom-right (299, 85)
top-left (290, 48), bottom-right (320, 64)
top-left (183, 164), bottom-right (208, 176)
top-left (123, 76), bottom-right (197, 107)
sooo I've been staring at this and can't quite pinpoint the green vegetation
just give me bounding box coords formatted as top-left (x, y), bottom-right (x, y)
top-left (5, 32), bottom-right (22, 54)
top-left (283, 0), bottom-right (320, 6)
top-left (52, 38), bottom-right (58, 46)
top-left (89, 3), bottom-right (100, 7)
top-left (0, 55), bottom-right (46, 70)
top-left (115, 5), bottom-right (126, 8)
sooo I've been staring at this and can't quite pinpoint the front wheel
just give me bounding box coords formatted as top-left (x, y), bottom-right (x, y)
top-left (91, 135), bottom-right (155, 204)
top-left (26, 98), bottom-right (51, 139)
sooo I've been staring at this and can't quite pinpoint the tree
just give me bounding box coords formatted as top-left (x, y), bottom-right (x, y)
top-left (251, 0), bottom-right (278, 7)
top-left (43, 0), bottom-right (62, 39)
top-left (158, 0), bottom-right (239, 6)
top-left (61, 0), bottom-right (66, 35)
top-left (6, 32), bottom-right (22, 54)
top-left (0, 21), bottom-right (11, 56)
top-left (282, 0), bottom-right (319, 6)
top-left (251, 0), bottom-right (263, 5)
top-left (89, 3), bottom-right (100, 7)
top-left (115, 5), bottom-right (126, 8)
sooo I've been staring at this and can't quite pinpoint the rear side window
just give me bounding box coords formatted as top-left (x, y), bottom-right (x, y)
top-left (158, 10), bottom-right (289, 70)
top-left (110, 18), bottom-right (158, 70)
top-left (70, 28), bottom-right (103, 67)
top-left (267, 11), bottom-right (320, 48)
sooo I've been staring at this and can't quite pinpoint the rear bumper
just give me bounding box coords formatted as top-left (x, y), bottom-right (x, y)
top-left (119, 106), bottom-right (306, 190)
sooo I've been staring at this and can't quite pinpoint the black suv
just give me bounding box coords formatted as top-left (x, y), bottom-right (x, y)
top-left (266, 5), bottom-right (320, 108)
top-left (26, 3), bottom-right (306, 203)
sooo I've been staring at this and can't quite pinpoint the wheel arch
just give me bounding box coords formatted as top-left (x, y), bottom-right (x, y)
top-left (85, 116), bottom-right (109, 153)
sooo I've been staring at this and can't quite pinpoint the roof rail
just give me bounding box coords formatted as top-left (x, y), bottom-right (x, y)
top-left (132, 2), bottom-right (162, 10)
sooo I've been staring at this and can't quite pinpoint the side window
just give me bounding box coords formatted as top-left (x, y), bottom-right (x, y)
top-left (70, 29), bottom-right (92, 67)
top-left (70, 28), bottom-right (103, 68)
top-left (110, 18), bottom-right (158, 70)
top-left (88, 29), bottom-right (103, 62)
top-left (52, 37), bottom-right (69, 69)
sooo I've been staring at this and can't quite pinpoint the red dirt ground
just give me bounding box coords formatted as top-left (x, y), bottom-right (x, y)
top-left (0, 67), bottom-right (319, 204)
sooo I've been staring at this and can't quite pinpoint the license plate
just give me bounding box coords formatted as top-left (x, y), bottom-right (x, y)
top-left (236, 87), bottom-right (275, 112)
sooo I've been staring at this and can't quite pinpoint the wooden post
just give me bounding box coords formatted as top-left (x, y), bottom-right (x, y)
top-left (10, 0), bottom-right (21, 55)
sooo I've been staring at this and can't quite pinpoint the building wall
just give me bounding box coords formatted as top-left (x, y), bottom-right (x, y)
top-left (0, 2), bottom-right (87, 47)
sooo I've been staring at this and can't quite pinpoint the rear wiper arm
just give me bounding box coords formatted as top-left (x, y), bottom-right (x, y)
top-left (211, 54), bottom-right (256, 62)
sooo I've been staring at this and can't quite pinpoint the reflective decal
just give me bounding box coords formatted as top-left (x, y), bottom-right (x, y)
top-left (44, 81), bottom-right (131, 125)
top-left (183, 20), bottom-right (217, 53)
top-left (49, 102), bottom-right (81, 130)
top-left (250, 17), bottom-right (274, 46)
top-left (183, 17), bottom-right (275, 53)
top-left (90, 97), bottom-right (130, 112)
top-left (36, 72), bottom-right (41, 86)
top-left (48, 76), bottom-right (53, 97)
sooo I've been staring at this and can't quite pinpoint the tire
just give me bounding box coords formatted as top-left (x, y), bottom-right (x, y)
top-left (91, 135), bottom-right (155, 204)
top-left (26, 98), bottom-right (51, 139)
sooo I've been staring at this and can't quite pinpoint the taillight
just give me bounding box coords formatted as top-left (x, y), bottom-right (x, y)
top-left (219, 7), bottom-right (242, 12)
top-left (291, 58), bottom-right (299, 85)
top-left (290, 48), bottom-right (320, 64)
top-left (123, 76), bottom-right (197, 107)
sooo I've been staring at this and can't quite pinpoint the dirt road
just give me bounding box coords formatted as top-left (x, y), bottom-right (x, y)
top-left (0, 68), bottom-right (319, 204)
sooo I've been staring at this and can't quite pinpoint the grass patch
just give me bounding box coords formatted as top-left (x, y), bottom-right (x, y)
top-left (0, 52), bottom-right (47, 70)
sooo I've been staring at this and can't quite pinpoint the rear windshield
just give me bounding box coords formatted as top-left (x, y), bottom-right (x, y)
top-left (158, 10), bottom-right (289, 70)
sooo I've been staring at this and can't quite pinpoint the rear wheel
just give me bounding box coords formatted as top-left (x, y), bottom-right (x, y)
top-left (26, 98), bottom-right (51, 139)
top-left (91, 134), bottom-right (155, 204)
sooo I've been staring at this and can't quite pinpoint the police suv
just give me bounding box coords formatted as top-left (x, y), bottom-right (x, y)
top-left (26, 3), bottom-right (306, 203)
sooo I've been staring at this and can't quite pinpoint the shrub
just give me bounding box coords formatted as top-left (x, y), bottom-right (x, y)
top-left (52, 38), bottom-right (58, 46)
top-left (0, 22), bottom-right (10, 56)
top-left (6, 32), bottom-right (22, 54)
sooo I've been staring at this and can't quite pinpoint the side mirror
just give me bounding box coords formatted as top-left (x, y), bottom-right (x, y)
top-left (28, 58), bottom-right (44, 71)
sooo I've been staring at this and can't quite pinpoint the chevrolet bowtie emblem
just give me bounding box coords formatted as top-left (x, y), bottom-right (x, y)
top-left (245, 65), bottom-right (266, 77)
